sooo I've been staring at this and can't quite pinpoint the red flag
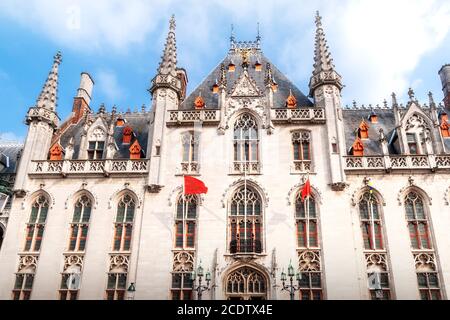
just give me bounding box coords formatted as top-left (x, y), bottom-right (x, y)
top-left (184, 176), bottom-right (208, 194)
top-left (301, 178), bottom-right (311, 201)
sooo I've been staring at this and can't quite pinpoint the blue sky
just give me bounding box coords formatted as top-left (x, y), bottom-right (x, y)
top-left (0, 0), bottom-right (449, 143)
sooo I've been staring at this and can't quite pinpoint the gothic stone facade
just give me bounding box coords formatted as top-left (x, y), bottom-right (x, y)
top-left (0, 14), bottom-right (450, 300)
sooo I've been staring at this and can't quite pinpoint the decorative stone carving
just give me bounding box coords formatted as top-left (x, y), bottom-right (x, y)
top-left (63, 254), bottom-right (84, 272)
top-left (173, 251), bottom-right (195, 272)
top-left (414, 252), bottom-right (436, 272)
top-left (18, 255), bottom-right (39, 272)
top-left (298, 250), bottom-right (321, 272)
top-left (109, 254), bottom-right (130, 272)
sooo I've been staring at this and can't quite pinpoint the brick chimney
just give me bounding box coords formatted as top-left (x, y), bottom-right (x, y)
top-left (439, 64), bottom-right (450, 108)
top-left (72, 72), bottom-right (94, 123)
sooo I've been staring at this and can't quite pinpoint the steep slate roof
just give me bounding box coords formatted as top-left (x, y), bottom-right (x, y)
top-left (58, 112), bottom-right (151, 159)
top-left (343, 108), bottom-right (396, 156)
top-left (0, 144), bottom-right (23, 174)
top-left (180, 50), bottom-right (313, 110)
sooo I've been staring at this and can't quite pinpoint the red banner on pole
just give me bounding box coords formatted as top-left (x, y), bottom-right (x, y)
top-left (184, 176), bottom-right (208, 195)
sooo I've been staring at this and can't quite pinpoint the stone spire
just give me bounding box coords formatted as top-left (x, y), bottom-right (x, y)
top-left (150, 15), bottom-right (182, 96)
top-left (309, 11), bottom-right (343, 97)
top-left (157, 15), bottom-right (178, 78)
top-left (36, 51), bottom-right (62, 111)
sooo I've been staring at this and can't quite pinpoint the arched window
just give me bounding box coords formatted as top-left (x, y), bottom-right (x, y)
top-left (24, 195), bottom-right (49, 252)
top-left (404, 191), bottom-right (442, 300)
top-left (405, 192), bottom-right (431, 250)
top-left (68, 195), bottom-right (92, 252)
top-left (229, 186), bottom-right (262, 254)
top-left (295, 193), bottom-right (318, 248)
top-left (174, 194), bottom-right (197, 249)
top-left (226, 267), bottom-right (267, 300)
top-left (113, 194), bottom-right (136, 252)
top-left (358, 191), bottom-right (392, 300)
top-left (233, 114), bottom-right (259, 172)
top-left (359, 192), bottom-right (383, 250)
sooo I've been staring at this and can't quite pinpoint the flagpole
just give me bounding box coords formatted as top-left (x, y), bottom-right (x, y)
top-left (183, 175), bottom-right (186, 248)
top-left (305, 171), bottom-right (310, 248)
top-left (369, 190), bottom-right (376, 250)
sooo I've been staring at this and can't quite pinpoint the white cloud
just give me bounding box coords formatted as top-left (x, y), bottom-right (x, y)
top-left (0, 132), bottom-right (24, 143)
top-left (1, 0), bottom-right (449, 104)
top-left (96, 70), bottom-right (123, 102)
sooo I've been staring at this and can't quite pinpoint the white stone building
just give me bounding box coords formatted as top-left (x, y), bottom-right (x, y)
top-left (0, 13), bottom-right (450, 300)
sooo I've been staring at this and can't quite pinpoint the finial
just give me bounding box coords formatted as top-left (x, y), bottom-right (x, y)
top-left (383, 99), bottom-right (388, 108)
top-left (408, 87), bottom-right (415, 101)
top-left (315, 11), bottom-right (322, 27)
top-left (112, 105), bottom-right (117, 114)
top-left (352, 100), bottom-right (357, 108)
top-left (98, 103), bottom-right (106, 114)
top-left (428, 91), bottom-right (435, 107)
top-left (230, 24), bottom-right (235, 44)
top-left (169, 14), bottom-right (176, 30)
top-left (256, 22), bottom-right (261, 42)
top-left (391, 92), bottom-right (398, 106)
top-left (54, 51), bottom-right (62, 65)
top-left (141, 104), bottom-right (146, 112)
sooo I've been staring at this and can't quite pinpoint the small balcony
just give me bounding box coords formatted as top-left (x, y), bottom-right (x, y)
top-left (231, 161), bottom-right (261, 175)
top-left (271, 107), bottom-right (326, 124)
top-left (291, 160), bottom-right (312, 173)
top-left (178, 162), bottom-right (200, 175)
top-left (229, 239), bottom-right (262, 255)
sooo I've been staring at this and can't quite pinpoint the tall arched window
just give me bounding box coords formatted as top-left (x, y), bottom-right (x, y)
top-left (226, 267), bottom-right (267, 300)
top-left (24, 195), bottom-right (49, 252)
top-left (405, 192), bottom-right (431, 250)
top-left (359, 192), bottom-right (383, 250)
top-left (295, 193), bottom-right (318, 248)
top-left (113, 194), bottom-right (136, 252)
top-left (233, 114), bottom-right (259, 172)
top-left (174, 194), bottom-right (197, 249)
top-left (358, 190), bottom-right (392, 300)
top-left (404, 191), bottom-right (442, 300)
top-left (229, 186), bottom-right (262, 254)
top-left (68, 195), bottom-right (92, 252)
top-left (294, 189), bottom-right (323, 300)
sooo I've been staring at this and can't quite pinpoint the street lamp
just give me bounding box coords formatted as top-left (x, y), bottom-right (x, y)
top-left (280, 260), bottom-right (301, 300)
top-left (191, 260), bottom-right (211, 300)
top-left (127, 282), bottom-right (136, 300)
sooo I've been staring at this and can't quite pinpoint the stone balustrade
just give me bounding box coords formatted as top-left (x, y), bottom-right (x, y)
top-left (30, 159), bottom-right (149, 177)
top-left (271, 107), bottom-right (326, 123)
top-left (345, 155), bottom-right (450, 172)
top-left (166, 109), bottom-right (220, 126)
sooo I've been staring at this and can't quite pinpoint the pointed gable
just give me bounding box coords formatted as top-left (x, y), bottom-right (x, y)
top-left (230, 71), bottom-right (262, 97)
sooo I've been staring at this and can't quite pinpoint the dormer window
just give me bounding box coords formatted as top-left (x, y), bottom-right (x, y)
top-left (88, 141), bottom-right (104, 160)
top-left (49, 143), bottom-right (63, 161)
top-left (228, 60), bottom-right (235, 72)
top-left (255, 60), bottom-right (262, 71)
top-left (359, 120), bottom-right (369, 139)
top-left (440, 118), bottom-right (450, 138)
top-left (352, 137), bottom-right (364, 156)
top-left (122, 126), bottom-right (133, 144)
top-left (129, 140), bottom-right (142, 160)
top-left (212, 79), bottom-right (219, 94)
top-left (369, 113), bottom-right (378, 123)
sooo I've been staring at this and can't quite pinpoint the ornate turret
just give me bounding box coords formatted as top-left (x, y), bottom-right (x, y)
top-left (309, 11), bottom-right (343, 97)
top-left (25, 52), bottom-right (61, 129)
top-left (149, 15), bottom-right (182, 97)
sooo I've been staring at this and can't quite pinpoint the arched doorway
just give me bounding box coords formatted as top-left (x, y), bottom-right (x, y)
top-left (225, 266), bottom-right (268, 300)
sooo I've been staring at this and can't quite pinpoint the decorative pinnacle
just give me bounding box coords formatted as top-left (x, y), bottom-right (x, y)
top-left (157, 15), bottom-right (178, 77)
top-left (428, 91), bottom-right (435, 106)
top-left (230, 24), bottom-right (235, 44)
top-left (309, 11), bottom-right (342, 96)
top-left (391, 92), bottom-right (398, 106)
top-left (35, 51), bottom-right (62, 111)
